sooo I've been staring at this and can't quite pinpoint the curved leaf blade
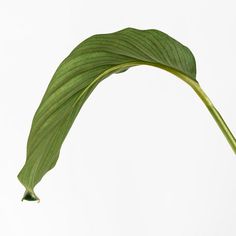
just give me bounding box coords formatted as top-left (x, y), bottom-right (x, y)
top-left (18, 27), bottom-right (198, 201)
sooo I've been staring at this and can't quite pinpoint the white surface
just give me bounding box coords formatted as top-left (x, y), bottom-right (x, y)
top-left (1, 0), bottom-right (236, 235)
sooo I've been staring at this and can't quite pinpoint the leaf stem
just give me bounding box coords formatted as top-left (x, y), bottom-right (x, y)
top-left (114, 62), bottom-right (236, 154)
top-left (179, 74), bottom-right (236, 154)
top-left (120, 62), bottom-right (236, 154)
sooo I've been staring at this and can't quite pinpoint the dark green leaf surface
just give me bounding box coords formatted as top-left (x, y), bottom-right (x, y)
top-left (18, 27), bottom-right (197, 201)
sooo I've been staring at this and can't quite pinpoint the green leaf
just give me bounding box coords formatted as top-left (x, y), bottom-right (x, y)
top-left (18, 27), bottom-right (236, 201)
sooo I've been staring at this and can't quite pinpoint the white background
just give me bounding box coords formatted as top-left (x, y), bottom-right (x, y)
top-left (1, 0), bottom-right (236, 235)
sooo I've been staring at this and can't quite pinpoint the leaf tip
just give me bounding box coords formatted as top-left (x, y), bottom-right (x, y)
top-left (18, 168), bottom-right (40, 202)
top-left (21, 190), bottom-right (40, 202)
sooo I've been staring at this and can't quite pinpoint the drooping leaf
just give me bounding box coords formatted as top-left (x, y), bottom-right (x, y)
top-left (18, 27), bottom-right (236, 201)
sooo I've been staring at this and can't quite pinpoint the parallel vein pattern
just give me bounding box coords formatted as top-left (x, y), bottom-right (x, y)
top-left (18, 27), bottom-right (197, 201)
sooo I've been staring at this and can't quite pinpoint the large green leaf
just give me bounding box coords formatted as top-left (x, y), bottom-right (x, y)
top-left (18, 27), bottom-right (236, 201)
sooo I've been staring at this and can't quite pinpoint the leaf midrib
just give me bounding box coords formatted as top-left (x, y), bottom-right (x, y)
top-left (76, 60), bottom-right (197, 107)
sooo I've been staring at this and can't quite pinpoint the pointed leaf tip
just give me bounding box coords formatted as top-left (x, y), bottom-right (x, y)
top-left (22, 190), bottom-right (40, 202)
